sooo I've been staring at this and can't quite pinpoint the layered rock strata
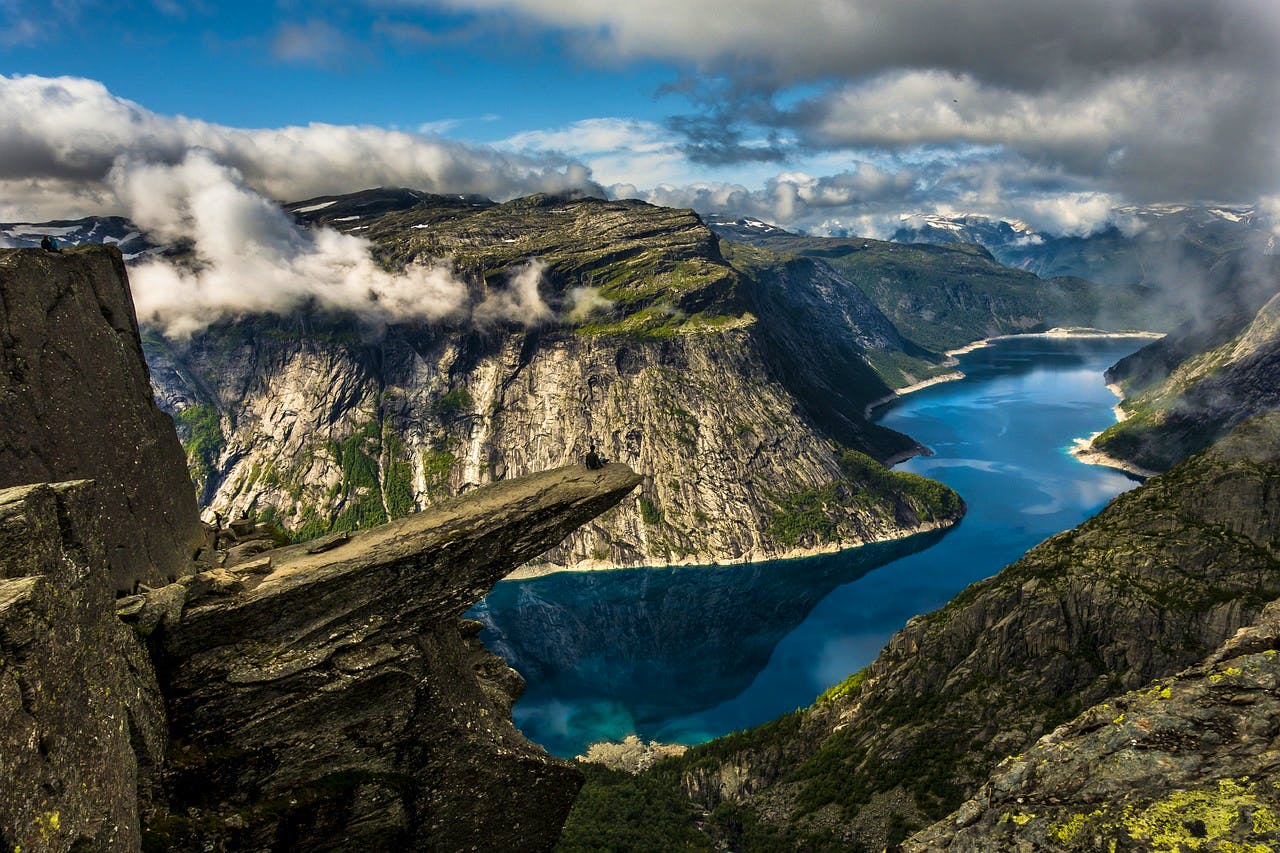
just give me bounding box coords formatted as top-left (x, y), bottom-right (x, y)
top-left (138, 463), bottom-right (641, 851)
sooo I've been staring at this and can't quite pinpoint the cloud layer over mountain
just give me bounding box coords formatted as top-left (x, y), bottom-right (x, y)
top-left (0, 74), bottom-right (599, 222)
top-left (427, 0), bottom-right (1280, 208)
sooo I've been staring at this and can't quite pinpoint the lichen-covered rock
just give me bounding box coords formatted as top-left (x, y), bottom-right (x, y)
top-left (142, 463), bottom-right (641, 852)
top-left (907, 598), bottom-right (1280, 851)
top-left (0, 247), bottom-right (204, 591)
top-left (0, 481), bottom-right (166, 852)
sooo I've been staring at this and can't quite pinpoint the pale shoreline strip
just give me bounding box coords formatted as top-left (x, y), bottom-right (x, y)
top-left (504, 515), bottom-right (959, 580)
top-left (863, 371), bottom-right (965, 419)
top-left (944, 327), bottom-right (1162, 358)
top-left (1069, 435), bottom-right (1160, 480)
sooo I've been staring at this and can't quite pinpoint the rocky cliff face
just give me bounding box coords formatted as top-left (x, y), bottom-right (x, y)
top-left (0, 480), bottom-right (167, 853)
top-left (138, 463), bottom-right (642, 851)
top-left (559, 414), bottom-right (1280, 851)
top-left (1, 248), bottom-right (645, 851)
top-left (1092, 287), bottom-right (1280, 472)
top-left (145, 192), bottom-right (962, 570)
top-left (0, 246), bottom-right (204, 591)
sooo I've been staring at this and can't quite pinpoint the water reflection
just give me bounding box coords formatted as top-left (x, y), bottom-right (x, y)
top-left (470, 530), bottom-right (945, 756)
top-left (472, 337), bottom-right (1148, 756)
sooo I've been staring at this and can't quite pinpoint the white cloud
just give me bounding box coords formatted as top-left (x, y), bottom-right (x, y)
top-left (416, 0), bottom-right (1280, 204)
top-left (113, 151), bottom-right (471, 337)
top-left (473, 259), bottom-right (555, 327)
top-left (499, 118), bottom-right (691, 187)
top-left (271, 19), bottom-right (368, 68)
top-left (0, 74), bottom-right (600, 222)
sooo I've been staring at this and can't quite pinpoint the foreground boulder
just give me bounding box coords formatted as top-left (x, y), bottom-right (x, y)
top-left (0, 247), bottom-right (204, 592)
top-left (0, 481), bottom-right (166, 852)
top-left (909, 598), bottom-right (1280, 850)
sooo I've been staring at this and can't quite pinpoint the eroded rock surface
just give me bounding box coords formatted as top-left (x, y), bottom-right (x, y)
top-left (0, 247), bottom-right (203, 591)
top-left (909, 598), bottom-right (1280, 851)
top-left (0, 481), bottom-right (166, 852)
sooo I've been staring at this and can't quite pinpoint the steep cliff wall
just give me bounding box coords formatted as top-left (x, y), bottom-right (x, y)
top-left (558, 414), bottom-right (1280, 851)
top-left (145, 193), bottom-right (962, 570)
top-left (0, 247), bottom-right (203, 591)
top-left (0, 248), bottom-right (645, 851)
top-left (1091, 289), bottom-right (1280, 472)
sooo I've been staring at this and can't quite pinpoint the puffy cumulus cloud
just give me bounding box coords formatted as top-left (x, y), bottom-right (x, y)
top-left (113, 151), bottom-right (471, 337)
top-left (799, 66), bottom-right (1278, 202)
top-left (0, 74), bottom-right (605, 336)
top-left (0, 74), bottom-right (600, 221)
top-left (419, 0), bottom-right (1280, 205)
top-left (611, 155), bottom-right (1131, 239)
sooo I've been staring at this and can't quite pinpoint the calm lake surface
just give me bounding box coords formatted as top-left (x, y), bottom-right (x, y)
top-left (468, 337), bottom-right (1146, 757)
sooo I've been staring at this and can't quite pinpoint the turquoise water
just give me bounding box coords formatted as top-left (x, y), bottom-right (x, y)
top-left (468, 337), bottom-right (1145, 757)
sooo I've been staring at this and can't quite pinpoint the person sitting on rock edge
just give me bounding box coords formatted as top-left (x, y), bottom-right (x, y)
top-left (585, 446), bottom-right (604, 470)
top-left (40, 235), bottom-right (60, 252)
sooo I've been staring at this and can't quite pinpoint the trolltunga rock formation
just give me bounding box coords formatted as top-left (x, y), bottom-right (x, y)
top-left (0, 246), bottom-right (642, 851)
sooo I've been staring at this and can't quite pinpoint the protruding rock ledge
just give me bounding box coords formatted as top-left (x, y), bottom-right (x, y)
top-left (137, 462), bottom-right (641, 852)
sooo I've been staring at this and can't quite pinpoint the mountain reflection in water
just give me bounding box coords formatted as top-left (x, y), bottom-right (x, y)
top-left (470, 530), bottom-right (945, 754)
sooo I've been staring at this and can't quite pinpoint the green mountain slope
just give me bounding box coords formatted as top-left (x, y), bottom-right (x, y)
top-left (706, 228), bottom-right (1164, 352)
top-left (1092, 289), bottom-right (1280, 472)
top-left (559, 414), bottom-right (1280, 851)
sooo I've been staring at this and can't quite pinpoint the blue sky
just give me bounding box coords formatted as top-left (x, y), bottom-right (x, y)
top-left (2, 1), bottom-right (1279, 235)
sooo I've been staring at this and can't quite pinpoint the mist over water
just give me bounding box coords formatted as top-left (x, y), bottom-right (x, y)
top-left (471, 337), bottom-right (1146, 757)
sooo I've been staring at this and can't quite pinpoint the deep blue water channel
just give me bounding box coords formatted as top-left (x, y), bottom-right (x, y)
top-left (468, 337), bottom-right (1146, 757)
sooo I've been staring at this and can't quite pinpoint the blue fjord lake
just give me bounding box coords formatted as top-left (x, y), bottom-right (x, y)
top-left (469, 337), bottom-right (1147, 757)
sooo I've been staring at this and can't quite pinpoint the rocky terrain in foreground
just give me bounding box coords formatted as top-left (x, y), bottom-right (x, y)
top-left (0, 246), bottom-right (637, 851)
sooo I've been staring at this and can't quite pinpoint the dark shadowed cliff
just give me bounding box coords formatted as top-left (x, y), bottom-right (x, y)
top-left (0, 246), bottom-right (204, 591)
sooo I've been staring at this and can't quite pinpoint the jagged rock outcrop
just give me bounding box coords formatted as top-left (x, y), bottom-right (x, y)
top-left (1092, 287), bottom-right (1280, 472)
top-left (0, 247), bottom-right (204, 591)
top-left (135, 463), bottom-right (641, 851)
top-left (909, 597), bottom-right (1280, 851)
top-left (558, 414), bottom-right (1280, 851)
top-left (1, 247), bottom-right (644, 851)
top-left (0, 481), bottom-right (166, 852)
top-left (144, 192), bottom-right (962, 570)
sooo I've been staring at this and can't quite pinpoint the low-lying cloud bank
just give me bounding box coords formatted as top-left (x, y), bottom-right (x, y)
top-left (0, 74), bottom-right (589, 336)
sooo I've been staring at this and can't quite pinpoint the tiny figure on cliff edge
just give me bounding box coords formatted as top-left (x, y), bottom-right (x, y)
top-left (585, 445), bottom-right (606, 470)
top-left (40, 235), bottom-right (60, 252)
